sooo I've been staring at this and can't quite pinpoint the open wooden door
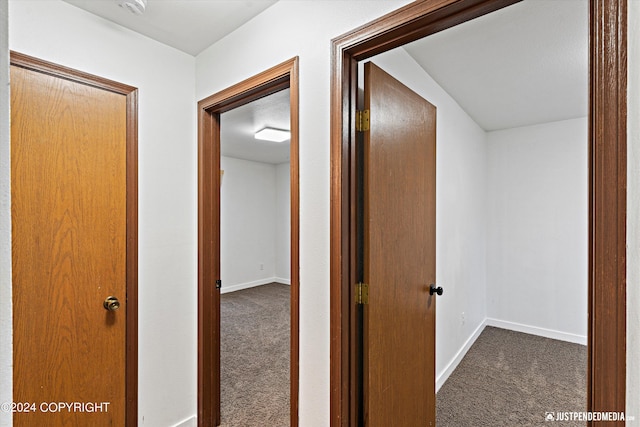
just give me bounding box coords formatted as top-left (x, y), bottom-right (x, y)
top-left (359, 62), bottom-right (437, 426)
top-left (11, 53), bottom-right (138, 426)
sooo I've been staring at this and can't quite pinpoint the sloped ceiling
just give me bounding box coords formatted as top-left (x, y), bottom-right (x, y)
top-left (62, 0), bottom-right (588, 157)
top-left (403, 0), bottom-right (588, 131)
top-left (62, 0), bottom-right (278, 56)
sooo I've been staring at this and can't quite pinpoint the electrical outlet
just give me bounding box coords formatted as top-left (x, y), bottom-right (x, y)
top-left (260, 263), bottom-right (264, 271)
top-left (461, 312), bottom-right (466, 326)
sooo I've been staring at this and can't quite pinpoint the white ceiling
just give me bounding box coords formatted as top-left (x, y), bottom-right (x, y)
top-left (61, 0), bottom-right (588, 161)
top-left (61, 0), bottom-right (278, 56)
top-left (403, 0), bottom-right (588, 131)
top-left (221, 89), bottom-right (291, 165)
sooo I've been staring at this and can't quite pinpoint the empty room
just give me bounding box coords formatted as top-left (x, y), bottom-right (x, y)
top-left (353, 0), bottom-right (589, 424)
top-left (0, 0), bottom-right (637, 426)
top-left (219, 88), bottom-right (292, 426)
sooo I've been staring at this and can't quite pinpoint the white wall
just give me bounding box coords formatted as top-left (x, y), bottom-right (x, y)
top-left (486, 118), bottom-right (588, 343)
top-left (196, 2), bottom-right (412, 422)
top-left (367, 50), bottom-right (589, 388)
top-left (198, 1), bottom-right (638, 421)
top-left (367, 48), bottom-right (489, 389)
top-left (220, 156), bottom-right (277, 291)
top-left (2, 1), bottom-right (636, 426)
top-left (0, 0), bottom-right (11, 426)
top-left (8, 1), bottom-right (197, 426)
top-left (220, 157), bottom-right (290, 292)
top-left (275, 162), bottom-right (291, 283)
top-left (627, 0), bottom-right (639, 422)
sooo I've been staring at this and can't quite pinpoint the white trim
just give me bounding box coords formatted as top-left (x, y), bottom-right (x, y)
top-left (220, 277), bottom-right (288, 294)
top-left (172, 415), bottom-right (196, 427)
top-left (436, 317), bottom-right (587, 392)
top-left (485, 318), bottom-right (587, 345)
top-left (274, 277), bottom-right (291, 285)
top-left (436, 320), bottom-right (486, 392)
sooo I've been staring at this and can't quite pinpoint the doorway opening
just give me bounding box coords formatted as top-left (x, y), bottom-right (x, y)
top-left (219, 88), bottom-right (292, 424)
top-left (353, 0), bottom-right (589, 422)
top-left (330, 0), bottom-right (626, 425)
top-left (198, 57), bottom-right (299, 427)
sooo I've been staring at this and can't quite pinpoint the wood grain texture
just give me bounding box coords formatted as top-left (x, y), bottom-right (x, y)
top-left (287, 57), bottom-right (301, 427)
top-left (11, 65), bottom-right (126, 426)
top-left (330, 2), bottom-right (521, 425)
top-left (362, 62), bottom-right (437, 426)
top-left (198, 103), bottom-right (218, 427)
top-left (331, 0), bottom-right (521, 62)
top-left (588, 0), bottom-right (627, 424)
top-left (124, 88), bottom-right (139, 427)
top-left (330, 0), bottom-right (627, 425)
top-left (11, 51), bottom-right (139, 426)
top-left (198, 57), bottom-right (300, 427)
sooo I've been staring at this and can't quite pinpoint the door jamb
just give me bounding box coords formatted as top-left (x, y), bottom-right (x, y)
top-left (329, 0), bottom-right (627, 425)
top-left (197, 57), bottom-right (300, 427)
top-left (10, 51), bottom-right (139, 426)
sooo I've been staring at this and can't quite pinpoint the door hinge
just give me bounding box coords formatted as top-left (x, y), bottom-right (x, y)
top-left (215, 279), bottom-right (222, 289)
top-left (355, 282), bottom-right (369, 305)
top-left (356, 109), bottom-right (370, 132)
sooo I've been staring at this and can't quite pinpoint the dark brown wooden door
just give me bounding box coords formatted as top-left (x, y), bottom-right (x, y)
top-left (11, 64), bottom-right (127, 426)
top-left (361, 62), bottom-right (437, 426)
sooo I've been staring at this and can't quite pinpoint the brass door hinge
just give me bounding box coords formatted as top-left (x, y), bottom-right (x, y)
top-left (356, 109), bottom-right (370, 132)
top-left (355, 282), bottom-right (369, 305)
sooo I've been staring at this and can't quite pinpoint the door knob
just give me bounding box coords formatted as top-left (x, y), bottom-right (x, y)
top-left (103, 296), bottom-right (121, 311)
top-left (429, 285), bottom-right (443, 296)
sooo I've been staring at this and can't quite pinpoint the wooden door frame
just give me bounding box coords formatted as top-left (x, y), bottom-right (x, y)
top-left (329, 0), bottom-right (627, 425)
top-left (197, 57), bottom-right (300, 427)
top-left (10, 51), bottom-right (139, 426)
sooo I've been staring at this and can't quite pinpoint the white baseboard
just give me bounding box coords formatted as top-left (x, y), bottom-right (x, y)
top-left (436, 317), bottom-right (587, 392)
top-left (172, 415), bottom-right (196, 427)
top-left (436, 321), bottom-right (486, 392)
top-left (485, 318), bottom-right (587, 345)
top-left (221, 277), bottom-right (290, 294)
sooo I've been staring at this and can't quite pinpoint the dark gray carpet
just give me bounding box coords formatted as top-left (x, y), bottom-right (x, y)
top-left (437, 326), bottom-right (587, 427)
top-left (220, 283), bottom-right (290, 427)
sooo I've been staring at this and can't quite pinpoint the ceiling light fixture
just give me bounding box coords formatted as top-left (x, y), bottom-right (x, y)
top-left (254, 127), bottom-right (291, 143)
top-left (119, 0), bottom-right (147, 15)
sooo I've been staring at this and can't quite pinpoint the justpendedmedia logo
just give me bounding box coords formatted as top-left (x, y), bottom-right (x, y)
top-left (545, 411), bottom-right (634, 422)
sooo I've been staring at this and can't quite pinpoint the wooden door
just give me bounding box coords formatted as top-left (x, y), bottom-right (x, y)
top-left (11, 63), bottom-right (129, 426)
top-left (361, 62), bottom-right (437, 426)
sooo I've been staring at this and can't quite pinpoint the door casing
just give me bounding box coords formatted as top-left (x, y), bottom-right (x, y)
top-left (10, 51), bottom-right (139, 426)
top-left (197, 57), bottom-right (300, 427)
top-left (329, 0), bottom-right (627, 425)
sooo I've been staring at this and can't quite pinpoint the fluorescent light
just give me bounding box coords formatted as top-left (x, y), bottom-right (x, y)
top-left (254, 127), bottom-right (290, 143)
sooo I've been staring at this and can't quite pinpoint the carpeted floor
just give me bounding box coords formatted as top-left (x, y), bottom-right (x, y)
top-left (436, 326), bottom-right (587, 427)
top-left (220, 283), bottom-right (290, 427)
top-left (219, 287), bottom-right (585, 427)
